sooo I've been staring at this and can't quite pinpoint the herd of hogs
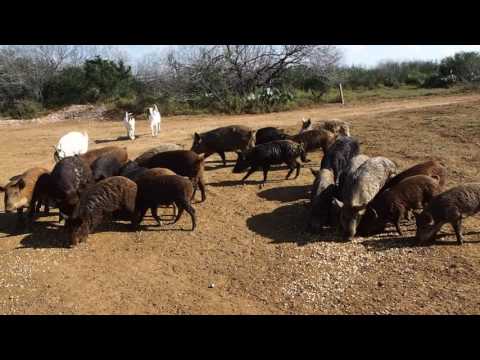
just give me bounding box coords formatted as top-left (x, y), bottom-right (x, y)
top-left (1, 117), bottom-right (480, 247)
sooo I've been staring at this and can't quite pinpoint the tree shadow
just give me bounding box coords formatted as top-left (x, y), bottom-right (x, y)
top-left (246, 202), bottom-right (342, 246)
top-left (257, 185), bottom-right (310, 203)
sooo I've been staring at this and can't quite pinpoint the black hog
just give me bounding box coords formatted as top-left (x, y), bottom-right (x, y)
top-left (91, 147), bottom-right (129, 182)
top-left (191, 125), bottom-right (255, 166)
top-left (307, 168), bottom-right (339, 232)
top-left (358, 175), bottom-right (443, 237)
top-left (140, 150), bottom-right (206, 202)
top-left (415, 183), bottom-right (480, 245)
top-left (65, 177), bottom-right (138, 246)
top-left (49, 156), bottom-right (94, 218)
top-left (232, 140), bottom-right (306, 187)
top-left (0, 167), bottom-right (50, 227)
top-left (133, 174), bottom-right (196, 231)
top-left (134, 144), bottom-right (183, 167)
top-left (320, 136), bottom-right (360, 184)
top-left (255, 127), bottom-right (288, 145)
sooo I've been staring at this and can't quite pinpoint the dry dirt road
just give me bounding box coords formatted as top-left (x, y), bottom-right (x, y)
top-left (1, 93), bottom-right (480, 314)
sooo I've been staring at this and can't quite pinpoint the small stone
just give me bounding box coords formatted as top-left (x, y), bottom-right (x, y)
top-left (208, 283), bottom-right (215, 288)
top-left (377, 281), bottom-right (384, 287)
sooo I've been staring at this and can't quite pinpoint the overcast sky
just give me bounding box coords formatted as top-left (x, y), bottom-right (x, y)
top-left (117, 45), bottom-right (480, 67)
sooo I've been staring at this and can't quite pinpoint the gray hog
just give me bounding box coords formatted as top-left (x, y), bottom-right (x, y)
top-left (135, 144), bottom-right (183, 167)
top-left (333, 156), bottom-right (397, 240)
top-left (415, 183), bottom-right (480, 245)
top-left (191, 125), bottom-right (255, 166)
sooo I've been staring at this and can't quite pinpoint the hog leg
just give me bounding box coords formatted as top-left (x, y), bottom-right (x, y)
top-left (261, 165), bottom-right (270, 187)
top-left (150, 207), bottom-right (162, 226)
top-left (451, 219), bottom-right (464, 245)
top-left (218, 151), bottom-right (227, 167)
top-left (242, 167), bottom-right (258, 182)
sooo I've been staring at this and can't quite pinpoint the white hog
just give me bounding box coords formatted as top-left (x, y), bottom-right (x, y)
top-left (54, 131), bottom-right (89, 162)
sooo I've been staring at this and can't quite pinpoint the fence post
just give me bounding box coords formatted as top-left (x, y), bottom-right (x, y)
top-left (339, 83), bottom-right (345, 105)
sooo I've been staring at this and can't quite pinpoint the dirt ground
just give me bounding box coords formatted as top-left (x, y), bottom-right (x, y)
top-left (1, 93), bottom-right (480, 314)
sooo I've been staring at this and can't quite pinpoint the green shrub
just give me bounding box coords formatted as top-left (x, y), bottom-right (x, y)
top-left (5, 99), bottom-right (44, 119)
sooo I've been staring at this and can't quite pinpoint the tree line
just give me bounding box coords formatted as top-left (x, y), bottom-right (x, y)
top-left (1, 45), bottom-right (479, 119)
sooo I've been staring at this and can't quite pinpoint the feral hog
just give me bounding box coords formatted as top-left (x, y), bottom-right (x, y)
top-left (133, 174), bottom-right (196, 231)
top-left (232, 140), bottom-right (306, 187)
top-left (415, 183), bottom-right (480, 245)
top-left (119, 161), bottom-right (149, 182)
top-left (255, 127), bottom-right (288, 146)
top-left (134, 144), bottom-right (183, 167)
top-left (118, 163), bottom-right (177, 221)
top-left (381, 160), bottom-right (447, 193)
top-left (300, 118), bottom-right (350, 137)
top-left (0, 167), bottom-right (50, 226)
top-left (307, 168), bottom-right (338, 232)
top-left (91, 147), bottom-right (129, 182)
top-left (191, 125), bottom-right (255, 166)
top-left (79, 146), bottom-right (125, 168)
top-left (320, 136), bottom-right (360, 184)
top-left (333, 157), bottom-right (397, 240)
top-left (65, 177), bottom-right (138, 246)
top-left (357, 175), bottom-right (443, 237)
top-left (49, 155), bottom-right (94, 218)
top-left (140, 150), bottom-right (206, 202)
top-left (288, 129), bottom-right (336, 162)
top-left (338, 154), bottom-right (370, 194)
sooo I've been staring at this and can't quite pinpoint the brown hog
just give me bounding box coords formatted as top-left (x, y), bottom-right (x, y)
top-left (288, 129), bottom-right (336, 162)
top-left (0, 167), bottom-right (50, 226)
top-left (140, 150), bottom-right (206, 202)
top-left (381, 160), bottom-right (447, 193)
top-left (79, 146), bottom-right (126, 168)
top-left (133, 173), bottom-right (196, 231)
top-left (65, 176), bottom-right (138, 246)
top-left (191, 125), bottom-right (255, 166)
top-left (358, 175), bottom-right (443, 236)
top-left (416, 183), bottom-right (480, 245)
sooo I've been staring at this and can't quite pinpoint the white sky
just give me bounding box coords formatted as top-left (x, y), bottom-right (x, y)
top-left (118, 45), bottom-right (480, 67)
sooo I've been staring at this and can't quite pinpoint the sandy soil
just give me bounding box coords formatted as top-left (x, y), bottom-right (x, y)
top-left (1, 93), bottom-right (480, 314)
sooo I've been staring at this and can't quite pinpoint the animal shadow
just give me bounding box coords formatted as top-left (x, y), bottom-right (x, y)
top-left (94, 135), bottom-right (141, 144)
top-left (246, 202), bottom-right (341, 246)
top-left (257, 185), bottom-right (310, 203)
top-left (361, 230), bottom-right (480, 251)
top-left (19, 221), bottom-right (68, 249)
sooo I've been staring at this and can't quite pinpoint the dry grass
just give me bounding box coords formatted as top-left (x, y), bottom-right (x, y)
top-left (1, 93), bottom-right (480, 314)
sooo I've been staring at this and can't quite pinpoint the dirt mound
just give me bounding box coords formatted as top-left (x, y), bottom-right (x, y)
top-left (0, 105), bottom-right (108, 127)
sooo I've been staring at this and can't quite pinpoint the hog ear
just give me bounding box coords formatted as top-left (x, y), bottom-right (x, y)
top-left (430, 175), bottom-right (440, 182)
top-left (193, 133), bottom-right (201, 143)
top-left (332, 198), bottom-right (344, 209)
top-left (310, 168), bottom-right (319, 178)
top-left (0, 184), bottom-right (6, 192)
top-left (371, 207), bottom-right (379, 219)
top-left (17, 179), bottom-right (26, 190)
